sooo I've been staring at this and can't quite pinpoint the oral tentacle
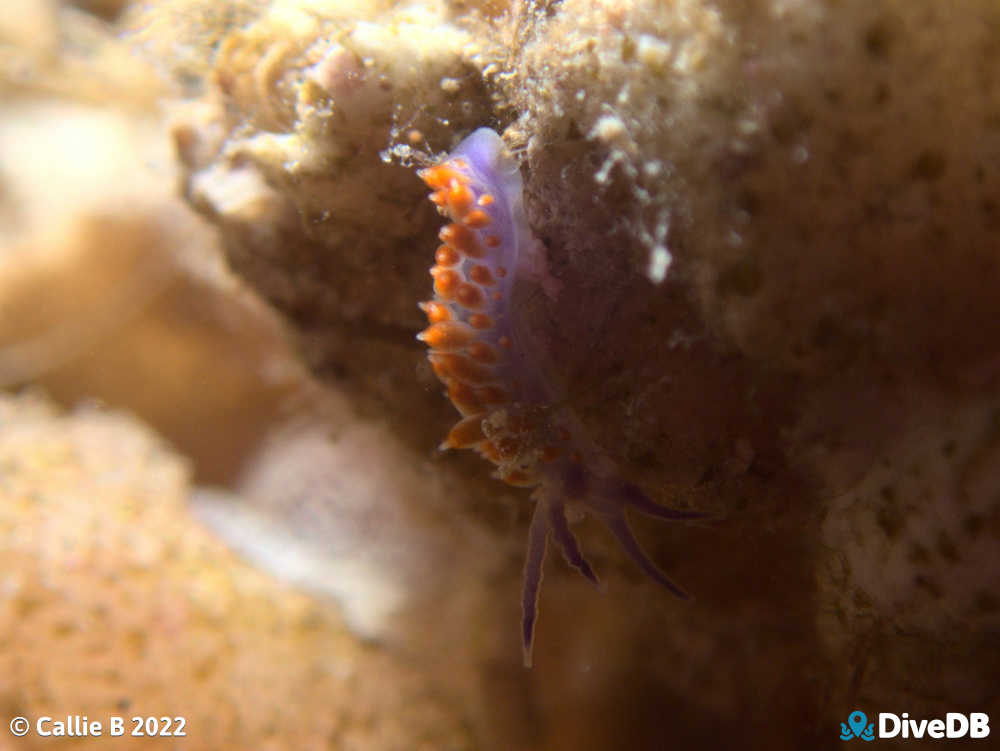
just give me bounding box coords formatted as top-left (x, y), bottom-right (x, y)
top-left (547, 498), bottom-right (599, 586)
top-left (617, 481), bottom-right (712, 521)
top-left (521, 497), bottom-right (550, 667)
top-left (601, 513), bottom-right (690, 600)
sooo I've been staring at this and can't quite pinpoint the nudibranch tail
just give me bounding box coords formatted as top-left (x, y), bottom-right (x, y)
top-left (416, 127), bottom-right (703, 666)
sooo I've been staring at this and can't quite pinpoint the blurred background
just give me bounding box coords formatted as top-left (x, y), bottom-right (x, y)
top-left (2, 2), bottom-right (999, 750)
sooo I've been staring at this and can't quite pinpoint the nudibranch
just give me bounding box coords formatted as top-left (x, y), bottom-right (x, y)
top-left (417, 128), bottom-right (704, 665)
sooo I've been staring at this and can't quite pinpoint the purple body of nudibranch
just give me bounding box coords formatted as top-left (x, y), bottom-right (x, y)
top-left (418, 128), bottom-right (705, 666)
top-left (447, 134), bottom-right (524, 350)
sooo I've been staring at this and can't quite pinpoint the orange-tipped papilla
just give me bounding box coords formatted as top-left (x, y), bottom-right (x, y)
top-left (439, 223), bottom-right (484, 258)
top-left (419, 300), bottom-right (452, 323)
top-left (417, 320), bottom-right (477, 350)
top-left (441, 414), bottom-right (487, 450)
top-left (428, 352), bottom-right (496, 384)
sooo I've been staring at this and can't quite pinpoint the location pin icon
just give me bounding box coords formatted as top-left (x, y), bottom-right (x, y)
top-left (848, 711), bottom-right (867, 738)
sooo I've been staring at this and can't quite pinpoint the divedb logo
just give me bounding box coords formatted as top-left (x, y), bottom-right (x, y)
top-left (840, 710), bottom-right (990, 741)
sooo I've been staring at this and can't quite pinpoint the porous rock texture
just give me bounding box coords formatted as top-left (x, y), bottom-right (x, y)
top-left (0, 392), bottom-right (474, 751)
top-left (7, 0), bottom-right (997, 749)
top-left (0, 4), bottom-right (484, 749)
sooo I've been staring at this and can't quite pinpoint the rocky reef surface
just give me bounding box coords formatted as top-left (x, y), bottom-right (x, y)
top-left (0, 392), bottom-right (474, 750)
top-left (1, 0), bottom-right (998, 749)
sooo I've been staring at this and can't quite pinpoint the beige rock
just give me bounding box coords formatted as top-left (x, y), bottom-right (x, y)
top-left (0, 392), bottom-right (474, 750)
top-left (2, 0), bottom-right (998, 747)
